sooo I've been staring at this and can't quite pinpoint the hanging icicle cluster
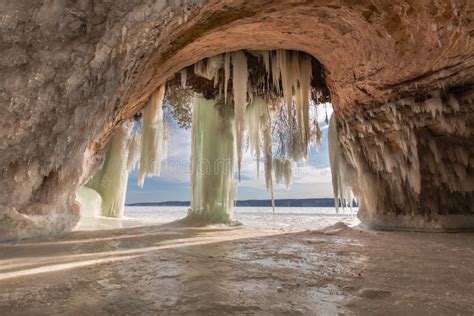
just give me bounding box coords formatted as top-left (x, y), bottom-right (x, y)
top-left (173, 49), bottom-right (328, 217)
top-left (328, 115), bottom-right (354, 213)
top-left (81, 85), bottom-right (169, 218)
top-left (85, 122), bottom-right (139, 218)
top-left (81, 49), bottom-right (330, 221)
top-left (273, 158), bottom-right (294, 189)
top-left (138, 85), bottom-right (168, 187)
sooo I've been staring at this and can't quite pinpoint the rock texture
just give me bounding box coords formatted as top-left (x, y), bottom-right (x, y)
top-left (0, 0), bottom-right (473, 240)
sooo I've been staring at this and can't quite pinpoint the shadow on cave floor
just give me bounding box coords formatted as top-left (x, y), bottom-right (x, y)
top-left (0, 222), bottom-right (473, 315)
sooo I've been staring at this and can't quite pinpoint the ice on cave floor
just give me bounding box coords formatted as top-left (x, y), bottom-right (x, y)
top-left (189, 94), bottom-right (237, 223)
top-left (138, 85), bottom-right (167, 187)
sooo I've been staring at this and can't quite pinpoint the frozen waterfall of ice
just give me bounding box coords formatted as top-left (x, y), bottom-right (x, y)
top-left (189, 95), bottom-right (237, 222)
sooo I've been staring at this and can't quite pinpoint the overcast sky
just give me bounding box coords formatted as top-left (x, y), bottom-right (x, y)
top-left (125, 105), bottom-right (333, 203)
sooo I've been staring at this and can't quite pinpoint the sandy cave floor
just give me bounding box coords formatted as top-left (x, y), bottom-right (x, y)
top-left (0, 220), bottom-right (473, 315)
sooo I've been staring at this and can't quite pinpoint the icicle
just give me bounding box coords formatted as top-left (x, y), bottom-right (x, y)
top-left (260, 97), bottom-right (275, 213)
top-left (180, 69), bottom-right (187, 88)
top-left (325, 104), bottom-right (329, 124)
top-left (311, 105), bottom-right (323, 151)
top-left (328, 115), bottom-right (354, 213)
top-left (232, 50), bottom-right (248, 180)
top-left (277, 50), bottom-right (294, 125)
top-left (297, 53), bottom-right (312, 155)
top-left (313, 120), bottom-right (323, 151)
top-left (194, 55), bottom-right (222, 83)
top-left (273, 158), bottom-right (294, 189)
top-left (246, 95), bottom-right (266, 177)
top-left (262, 51), bottom-right (270, 80)
top-left (270, 51), bottom-right (281, 93)
top-left (275, 50), bottom-right (313, 160)
top-left (224, 53), bottom-right (231, 104)
top-left (193, 59), bottom-right (213, 81)
top-left (99, 123), bottom-right (133, 218)
top-left (127, 132), bottom-right (141, 171)
top-left (138, 85), bottom-right (166, 187)
top-left (189, 94), bottom-right (236, 223)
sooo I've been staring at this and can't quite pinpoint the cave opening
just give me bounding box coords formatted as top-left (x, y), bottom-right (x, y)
top-left (2, 1), bottom-right (474, 314)
top-left (76, 49), bottom-right (357, 229)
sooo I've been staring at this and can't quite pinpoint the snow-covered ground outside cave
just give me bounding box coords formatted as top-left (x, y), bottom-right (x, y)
top-left (76, 206), bottom-right (360, 232)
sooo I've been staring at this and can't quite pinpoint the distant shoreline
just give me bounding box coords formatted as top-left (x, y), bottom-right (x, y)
top-left (127, 198), bottom-right (357, 208)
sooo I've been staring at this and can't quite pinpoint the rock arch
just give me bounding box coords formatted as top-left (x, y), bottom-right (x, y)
top-left (0, 0), bottom-right (472, 240)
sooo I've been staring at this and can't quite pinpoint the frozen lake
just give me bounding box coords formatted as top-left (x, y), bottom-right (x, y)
top-left (77, 206), bottom-right (359, 232)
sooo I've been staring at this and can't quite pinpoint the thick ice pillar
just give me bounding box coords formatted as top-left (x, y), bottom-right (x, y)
top-left (87, 124), bottom-right (132, 218)
top-left (337, 88), bottom-right (474, 231)
top-left (188, 95), bottom-right (237, 223)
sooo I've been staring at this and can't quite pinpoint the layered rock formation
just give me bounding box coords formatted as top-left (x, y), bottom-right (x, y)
top-left (1, 0), bottom-right (473, 240)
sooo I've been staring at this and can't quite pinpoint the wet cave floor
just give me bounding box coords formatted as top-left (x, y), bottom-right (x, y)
top-left (0, 221), bottom-right (473, 315)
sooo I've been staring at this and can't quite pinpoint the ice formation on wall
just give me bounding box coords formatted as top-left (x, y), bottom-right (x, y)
top-left (328, 115), bottom-right (355, 213)
top-left (335, 89), bottom-right (474, 229)
top-left (81, 86), bottom-right (169, 218)
top-left (86, 123), bottom-right (133, 217)
top-left (189, 95), bottom-right (237, 222)
top-left (138, 85), bottom-right (167, 187)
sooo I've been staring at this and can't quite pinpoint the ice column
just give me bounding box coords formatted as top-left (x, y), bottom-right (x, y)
top-left (189, 94), bottom-right (237, 223)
